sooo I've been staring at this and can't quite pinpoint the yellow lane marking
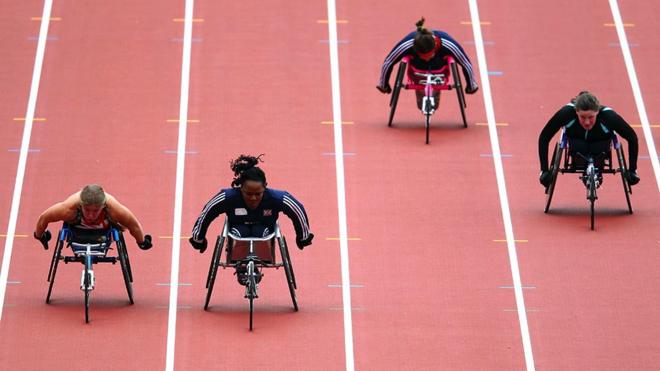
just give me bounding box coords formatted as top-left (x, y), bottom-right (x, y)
top-left (461, 21), bottom-right (491, 25)
top-left (326, 237), bottom-right (362, 241)
top-left (317, 20), bottom-right (349, 24)
top-left (0, 234), bottom-right (28, 238)
top-left (166, 119), bottom-right (199, 123)
top-left (13, 117), bottom-right (46, 122)
top-left (493, 239), bottom-right (528, 243)
top-left (173, 18), bottom-right (204, 22)
top-left (31, 17), bottom-right (61, 21)
top-left (321, 121), bottom-right (354, 125)
top-left (604, 23), bottom-right (634, 27)
top-left (632, 124), bottom-right (659, 128)
top-left (476, 122), bottom-right (508, 126)
top-left (160, 236), bottom-right (190, 239)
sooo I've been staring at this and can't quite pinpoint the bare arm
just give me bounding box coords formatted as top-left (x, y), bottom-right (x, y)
top-left (105, 195), bottom-right (145, 244)
top-left (35, 193), bottom-right (79, 237)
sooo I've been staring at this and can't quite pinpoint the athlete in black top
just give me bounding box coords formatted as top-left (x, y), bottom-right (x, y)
top-left (538, 91), bottom-right (640, 187)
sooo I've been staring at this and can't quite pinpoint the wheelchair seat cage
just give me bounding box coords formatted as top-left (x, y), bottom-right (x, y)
top-left (204, 220), bottom-right (299, 331)
top-left (45, 223), bottom-right (134, 323)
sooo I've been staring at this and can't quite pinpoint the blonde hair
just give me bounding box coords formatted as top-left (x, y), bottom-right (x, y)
top-left (80, 184), bottom-right (106, 206)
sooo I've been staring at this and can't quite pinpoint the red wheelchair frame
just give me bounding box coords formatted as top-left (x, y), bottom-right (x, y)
top-left (388, 56), bottom-right (468, 144)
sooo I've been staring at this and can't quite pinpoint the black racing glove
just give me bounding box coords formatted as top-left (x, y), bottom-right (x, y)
top-left (465, 85), bottom-right (479, 95)
top-left (189, 237), bottom-right (208, 254)
top-left (539, 170), bottom-right (552, 188)
top-left (34, 230), bottom-right (51, 250)
top-left (625, 170), bottom-right (640, 186)
top-left (296, 233), bottom-right (314, 250)
top-left (138, 234), bottom-right (153, 250)
top-left (376, 84), bottom-right (392, 94)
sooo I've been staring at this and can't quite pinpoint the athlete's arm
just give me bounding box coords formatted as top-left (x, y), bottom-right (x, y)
top-left (539, 106), bottom-right (573, 171)
top-left (191, 190), bottom-right (229, 242)
top-left (105, 194), bottom-right (145, 244)
top-left (378, 33), bottom-right (415, 90)
top-left (603, 110), bottom-right (639, 171)
top-left (34, 192), bottom-right (79, 237)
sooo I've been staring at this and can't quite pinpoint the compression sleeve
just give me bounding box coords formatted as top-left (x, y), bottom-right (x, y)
top-left (191, 190), bottom-right (228, 241)
top-left (281, 192), bottom-right (311, 241)
top-left (539, 106), bottom-right (574, 171)
top-left (602, 110), bottom-right (639, 171)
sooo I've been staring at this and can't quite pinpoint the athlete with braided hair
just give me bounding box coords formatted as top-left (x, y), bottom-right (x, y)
top-left (377, 17), bottom-right (479, 109)
top-left (189, 154), bottom-right (313, 254)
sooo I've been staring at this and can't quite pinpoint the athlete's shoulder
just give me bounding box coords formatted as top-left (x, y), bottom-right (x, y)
top-left (265, 188), bottom-right (287, 200)
top-left (220, 188), bottom-right (239, 197)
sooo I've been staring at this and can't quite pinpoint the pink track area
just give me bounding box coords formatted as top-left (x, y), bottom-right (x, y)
top-left (0, 1), bottom-right (658, 370)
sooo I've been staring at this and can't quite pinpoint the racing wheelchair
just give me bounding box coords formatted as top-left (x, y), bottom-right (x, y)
top-left (46, 223), bottom-right (133, 323)
top-left (204, 220), bottom-right (298, 331)
top-left (544, 129), bottom-right (633, 230)
top-left (388, 55), bottom-right (468, 144)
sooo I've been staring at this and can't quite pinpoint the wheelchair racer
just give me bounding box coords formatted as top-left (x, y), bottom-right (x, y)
top-left (538, 91), bottom-right (640, 188)
top-left (33, 184), bottom-right (153, 250)
top-left (377, 17), bottom-right (479, 110)
top-left (189, 154), bottom-right (314, 284)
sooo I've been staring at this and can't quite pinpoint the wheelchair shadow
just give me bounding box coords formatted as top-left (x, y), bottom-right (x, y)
top-left (46, 296), bottom-right (133, 307)
top-left (545, 207), bottom-right (631, 217)
top-left (387, 120), bottom-right (467, 131)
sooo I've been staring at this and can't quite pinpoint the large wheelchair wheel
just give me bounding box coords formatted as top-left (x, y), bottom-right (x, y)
top-left (387, 61), bottom-right (407, 127)
top-left (204, 236), bottom-right (224, 310)
top-left (278, 236), bottom-right (298, 311)
top-left (544, 143), bottom-right (563, 213)
top-left (46, 238), bottom-right (64, 304)
top-left (83, 257), bottom-right (92, 323)
top-left (450, 61), bottom-right (468, 128)
top-left (116, 236), bottom-right (134, 305)
top-left (616, 146), bottom-right (633, 214)
top-left (118, 232), bottom-right (133, 283)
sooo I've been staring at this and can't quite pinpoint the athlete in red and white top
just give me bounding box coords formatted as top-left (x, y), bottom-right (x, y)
top-left (33, 184), bottom-right (152, 250)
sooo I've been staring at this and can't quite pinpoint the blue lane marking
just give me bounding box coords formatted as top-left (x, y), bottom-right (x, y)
top-left (322, 152), bottom-right (356, 156)
top-left (164, 150), bottom-right (198, 154)
top-left (639, 155), bottom-right (660, 159)
top-left (480, 153), bottom-right (512, 158)
top-left (28, 36), bottom-right (58, 41)
top-left (8, 148), bottom-right (41, 152)
top-left (171, 37), bottom-right (203, 43)
top-left (488, 71), bottom-right (504, 76)
top-left (319, 40), bottom-right (349, 44)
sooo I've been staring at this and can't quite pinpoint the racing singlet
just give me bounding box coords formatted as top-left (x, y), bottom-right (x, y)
top-left (72, 206), bottom-right (112, 229)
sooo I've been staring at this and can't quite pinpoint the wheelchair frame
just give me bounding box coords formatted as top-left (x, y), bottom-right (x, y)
top-left (544, 129), bottom-right (633, 230)
top-left (46, 223), bottom-right (134, 323)
top-left (388, 55), bottom-right (468, 144)
top-left (204, 220), bottom-right (298, 331)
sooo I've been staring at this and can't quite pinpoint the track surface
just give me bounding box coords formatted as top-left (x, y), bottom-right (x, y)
top-left (0, 1), bottom-right (658, 370)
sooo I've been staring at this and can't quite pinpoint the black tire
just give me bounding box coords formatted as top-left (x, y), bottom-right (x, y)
top-left (249, 296), bottom-right (254, 331)
top-left (118, 233), bottom-right (133, 283)
top-left (206, 236), bottom-right (223, 289)
top-left (450, 62), bottom-right (468, 128)
top-left (279, 237), bottom-right (298, 311)
top-left (204, 238), bottom-right (223, 310)
top-left (84, 260), bottom-right (91, 324)
top-left (388, 61), bottom-right (407, 127)
top-left (617, 146), bottom-right (633, 214)
top-left (46, 240), bottom-right (64, 304)
top-left (590, 198), bottom-right (595, 231)
top-left (544, 143), bottom-right (563, 213)
top-left (117, 237), bottom-right (134, 305)
top-left (425, 111), bottom-right (430, 144)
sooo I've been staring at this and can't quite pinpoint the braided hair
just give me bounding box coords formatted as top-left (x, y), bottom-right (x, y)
top-left (230, 154), bottom-right (267, 188)
top-left (413, 17), bottom-right (436, 54)
top-left (572, 91), bottom-right (601, 111)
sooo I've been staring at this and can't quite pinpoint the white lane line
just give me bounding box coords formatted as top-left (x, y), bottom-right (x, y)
top-left (324, 0), bottom-right (355, 369)
top-left (467, 1), bottom-right (536, 370)
top-left (165, 0), bottom-right (194, 370)
top-left (608, 0), bottom-right (660, 192)
top-left (0, 0), bottom-right (53, 323)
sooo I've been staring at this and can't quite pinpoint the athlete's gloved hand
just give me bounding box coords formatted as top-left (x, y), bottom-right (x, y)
top-left (34, 230), bottom-right (51, 250)
top-left (376, 84), bottom-right (392, 94)
top-left (189, 237), bottom-right (207, 253)
top-left (296, 233), bottom-right (314, 250)
top-left (138, 235), bottom-right (153, 250)
top-left (465, 85), bottom-right (479, 95)
top-left (625, 170), bottom-right (640, 186)
top-left (539, 170), bottom-right (552, 188)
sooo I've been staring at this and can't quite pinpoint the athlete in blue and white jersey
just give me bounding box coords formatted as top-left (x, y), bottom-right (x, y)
top-left (538, 91), bottom-right (640, 187)
top-left (189, 154), bottom-right (313, 253)
top-left (377, 17), bottom-right (479, 96)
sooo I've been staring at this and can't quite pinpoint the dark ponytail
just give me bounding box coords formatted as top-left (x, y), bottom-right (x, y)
top-left (230, 154), bottom-right (267, 188)
top-left (413, 17), bottom-right (436, 54)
